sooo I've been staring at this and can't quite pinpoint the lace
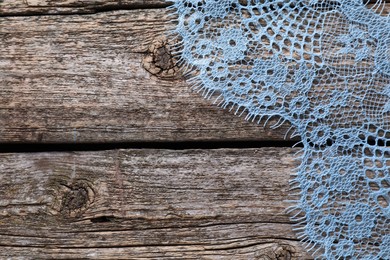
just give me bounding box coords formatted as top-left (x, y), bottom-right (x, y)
top-left (166, 0), bottom-right (390, 258)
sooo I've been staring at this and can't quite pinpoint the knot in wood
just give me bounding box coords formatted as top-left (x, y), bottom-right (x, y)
top-left (63, 186), bottom-right (87, 211)
top-left (60, 182), bottom-right (95, 218)
top-left (154, 46), bottom-right (172, 70)
top-left (274, 245), bottom-right (294, 260)
top-left (257, 244), bottom-right (295, 260)
top-left (143, 37), bottom-right (180, 79)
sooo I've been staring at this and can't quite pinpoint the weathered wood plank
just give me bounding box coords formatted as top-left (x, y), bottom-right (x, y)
top-left (2, 6), bottom-right (388, 143)
top-left (0, 0), bottom-right (388, 16)
top-left (0, 0), bottom-right (167, 16)
top-left (0, 9), bottom-right (294, 143)
top-left (0, 148), bottom-right (312, 259)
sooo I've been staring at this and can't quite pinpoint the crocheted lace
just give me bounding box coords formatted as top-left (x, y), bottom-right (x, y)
top-left (166, 0), bottom-right (390, 258)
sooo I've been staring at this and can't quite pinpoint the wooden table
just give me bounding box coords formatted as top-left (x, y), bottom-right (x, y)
top-left (1, 1), bottom-right (388, 259)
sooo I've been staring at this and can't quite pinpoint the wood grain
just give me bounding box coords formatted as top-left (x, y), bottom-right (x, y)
top-left (0, 9), bottom-right (294, 143)
top-left (0, 0), bottom-right (167, 15)
top-left (0, 147), bottom-right (312, 259)
top-left (0, 0), bottom-right (388, 15)
top-left (2, 4), bottom-right (389, 144)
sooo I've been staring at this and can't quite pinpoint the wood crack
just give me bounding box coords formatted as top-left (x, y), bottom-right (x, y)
top-left (0, 2), bottom-right (170, 17)
top-left (0, 140), bottom-right (300, 153)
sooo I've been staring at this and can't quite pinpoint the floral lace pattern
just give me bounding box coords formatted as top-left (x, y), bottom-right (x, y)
top-left (167, 0), bottom-right (390, 258)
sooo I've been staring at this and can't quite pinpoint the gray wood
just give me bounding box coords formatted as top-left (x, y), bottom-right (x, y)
top-left (1, 1), bottom-right (387, 259)
top-left (0, 0), bottom-right (388, 15)
top-left (0, 9), bottom-right (295, 143)
top-left (0, 0), bottom-right (167, 15)
top-left (2, 5), bottom-right (388, 143)
top-left (0, 148), bottom-right (312, 259)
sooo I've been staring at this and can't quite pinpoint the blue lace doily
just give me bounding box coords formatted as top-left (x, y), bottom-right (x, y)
top-left (166, 0), bottom-right (390, 258)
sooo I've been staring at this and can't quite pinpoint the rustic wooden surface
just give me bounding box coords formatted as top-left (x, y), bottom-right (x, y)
top-left (0, 0), bottom-right (168, 15)
top-left (0, 9), bottom-right (294, 143)
top-left (1, 1), bottom-right (388, 259)
top-left (1, 4), bottom-right (389, 143)
top-left (0, 148), bottom-right (312, 259)
top-left (0, 0), bottom-right (388, 15)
